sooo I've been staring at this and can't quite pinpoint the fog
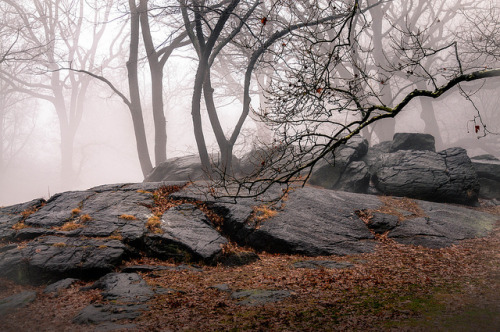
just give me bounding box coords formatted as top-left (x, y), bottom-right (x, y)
top-left (1, 0), bottom-right (499, 206)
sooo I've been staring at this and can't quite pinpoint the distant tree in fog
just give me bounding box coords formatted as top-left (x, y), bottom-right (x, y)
top-left (0, 0), bottom-right (122, 186)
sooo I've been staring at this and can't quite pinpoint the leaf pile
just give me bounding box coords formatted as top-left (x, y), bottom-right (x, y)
top-left (0, 200), bottom-right (499, 331)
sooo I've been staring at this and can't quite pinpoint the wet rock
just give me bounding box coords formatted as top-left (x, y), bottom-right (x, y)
top-left (0, 198), bottom-right (46, 242)
top-left (78, 189), bottom-right (152, 241)
top-left (388, 199), bottom-right (498, 248)
top-left (74, 273), bottom-right (153, 326)
top-left (373, 148), bottom-right (479, 205)
top-left (24, 191), bottom-right (94, 227)
top-left (471, 156), bottom-right (500, 200)
top-left (0, 291), bottom-right (37, 316)
top-left (44, 278), bottom-right (79, 294)
top-left (145, 204), bottom-right (226, 262)
top-left (233, 187), bottom-right (380, 256)
top-left (73, 303), bottom-right (148, 325)
top-left (91, 273), bottom-right (154, 303)
top-left (367, 213), bottom-right (399, 234)
top-left (309, 136), bottom-right (369, 190)
top-left (0, 236), bottom-right (126, 284)
top-left (209, 284), bottom-right (231, 293)
top-left (334, 161), bottom-right (370, 193)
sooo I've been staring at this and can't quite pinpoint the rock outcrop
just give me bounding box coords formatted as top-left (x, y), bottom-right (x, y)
top-left (0, 182), bottom-right (498, 286)
top-left (309, 133), bottom-right (481, 205)
top-left (372, 147), bottom-right (479, 205)
top-left (471, 154), bottom-right (500, 200)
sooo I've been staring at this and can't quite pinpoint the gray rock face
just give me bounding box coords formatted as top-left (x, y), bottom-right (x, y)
top-left (25, 191), bottom-right (94, 227)
top-left (144, 155), bottom-right (207, 182)
top-left (0, 198), bottom-right (46, 242)
top-left (373, 148), bottom-right (479, 205)
top-left (44, 278), bottom-right (79, 294)
top-left (471, 155), bottom-right (500, 199)
top-left (145, 204), bottom-right (226, 261)
top-left (74, 273), bottom-right (153, 326)
top-left (0, 291), bottom-right (37, 316)
top-left (390, 133), bottom-right (436, 152)
top-left (308, 136), bottom-right (369, 191)
top-left (92, 273), bottom-right (154, 303)
top-left (388, 199), bottom-right (498, 248)
top-left (367, 213), bottom-right (399, 234)
top-left (0, 236), bottom-right (126, 284)
top-left (222, 187), bottom-right (380, 256)
top-left (335, 161), bottom-right (370, 193)
top-left (73, 303), bottom-right (148, 325)
top-left (144, 155), bottom-right (240, 182)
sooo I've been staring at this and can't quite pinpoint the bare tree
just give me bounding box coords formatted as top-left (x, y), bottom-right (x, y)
top-left (180, 0), bottom-right (369, 178)
top-left (208, 0), bottom-right (500, 198)
top-left (71, 0), bottom-right (190, 177)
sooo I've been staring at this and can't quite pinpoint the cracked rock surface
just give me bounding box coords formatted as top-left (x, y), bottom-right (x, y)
top-left (0, 182), bottom-right (498, 286)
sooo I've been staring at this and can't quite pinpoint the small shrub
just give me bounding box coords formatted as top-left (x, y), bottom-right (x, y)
top-left (53, 242), bottom-right (66, 247)
top-left (249, 205), bottom-right (278, 228)
top-left (60, 221), bottom-right (82, 232)
top-left (80, 214), bottom-right (92, 222)
top-left (71, 208), bottom-right (81, 215)
top-left (12, 222), bottom-right (29, 230)
top-left (146, 215), bottom-right (163, 234)
top-left (119, 214), bottom-right (137, 220)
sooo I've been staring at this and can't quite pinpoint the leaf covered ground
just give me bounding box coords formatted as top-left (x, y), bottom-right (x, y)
top-left (0, 205), bottom-right (499, 331)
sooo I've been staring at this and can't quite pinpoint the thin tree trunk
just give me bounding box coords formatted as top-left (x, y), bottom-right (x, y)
top-left (128, 0), bottom-right (153, 177)
top-left (202, 71), bottom-right (232, 172)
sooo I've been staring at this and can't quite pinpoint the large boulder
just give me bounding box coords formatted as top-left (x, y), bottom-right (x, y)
top-left (308, 136), bottom-right (369, 191)
top-left (144, 204), bottom-right (227, 262)
top-left (144, 155), bottom-right (208, 182)
top-left (372, 147), bottom-right (479, 205)
top-left (390, 132), bottom-right (436, 152)
top-left (218, 187), bottom-right (380, 256)
top-left (471, 154), bottom-right (500, 200)
top-left (144, 154), bottom-right (240, 182)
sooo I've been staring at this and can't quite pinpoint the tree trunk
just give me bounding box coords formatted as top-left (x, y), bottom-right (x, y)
top-left (191, 58), bottom-right (212, 173)
top-left (150, 69), bottom-right (167, 165)
top-left (139, 0), bottom-right (167, 166)
top-left (128, 0), bottom-right (153, 177)
top-left (202, 71), bottom-right (232, 173)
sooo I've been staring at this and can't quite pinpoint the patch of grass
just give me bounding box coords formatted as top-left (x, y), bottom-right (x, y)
top-left (71, 208), bottom-right (81, 215)
top-left (52, 242), bottom-right (66, 248)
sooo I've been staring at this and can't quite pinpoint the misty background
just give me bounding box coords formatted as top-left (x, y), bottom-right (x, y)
top-left (1, 0), bottom-right (499, 206)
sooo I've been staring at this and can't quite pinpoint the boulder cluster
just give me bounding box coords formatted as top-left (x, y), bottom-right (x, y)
top-left (145, 133), bottom-right (500, 206)
top-left (309, 133), bottom-right (489, 206)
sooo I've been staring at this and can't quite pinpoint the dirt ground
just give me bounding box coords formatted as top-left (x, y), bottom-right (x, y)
top-left (1, 205), bottom-right (499, 331)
